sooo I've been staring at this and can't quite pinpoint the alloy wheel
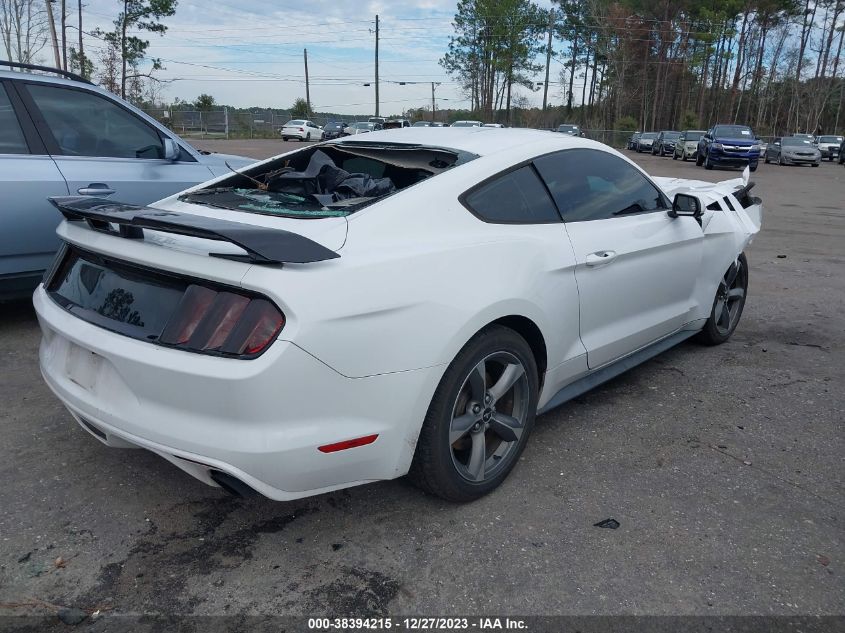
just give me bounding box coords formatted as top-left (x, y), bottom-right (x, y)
top-left (714, 259), bottom-right (746, 337)
top-left (448, 352), bottom-right (530, 483)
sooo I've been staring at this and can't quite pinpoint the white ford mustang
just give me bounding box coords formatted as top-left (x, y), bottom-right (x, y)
top-left (34, 129), bottom-right (762, 502)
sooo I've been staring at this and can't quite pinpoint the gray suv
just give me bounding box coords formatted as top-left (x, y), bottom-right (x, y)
top-left (0, 62), bottom-right (254, 300)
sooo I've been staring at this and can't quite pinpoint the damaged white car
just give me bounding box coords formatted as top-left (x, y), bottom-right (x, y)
top-left (34, 129), bottom-right (762, 502)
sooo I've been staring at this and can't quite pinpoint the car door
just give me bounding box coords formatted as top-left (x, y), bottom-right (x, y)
top-left (0, 80), bottom-right (70, 293)
top-left (19, 82), bottom-right (215, 207)
top-left (534, 149), bottom-right (704, 369)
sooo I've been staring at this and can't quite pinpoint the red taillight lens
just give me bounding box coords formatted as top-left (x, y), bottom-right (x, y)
top-left (299, 127), bottom-right (304, 131)
top-left (318, 434), bottom-right (379, 453)
top-left (160, 285), bottom-right (285, 357)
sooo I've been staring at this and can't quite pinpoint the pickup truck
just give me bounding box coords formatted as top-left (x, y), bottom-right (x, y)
top-left (697, 124), bottom-right (761, 171)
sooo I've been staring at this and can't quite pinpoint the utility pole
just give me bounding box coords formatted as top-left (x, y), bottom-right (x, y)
top-left (61, 0), bottom-right (67, 70)
top-left (374, 14), bottom-right (380, 117)
top-left (304, 48), bottom-right (311, 117)
top-left (542, 8), bottom-right (554, 126)
top-left (78, 0), bottom-right (84, 76)
top-left (45, 0), bottom-right (62, 70)
top-left (431, 82), bottom-right (436, 122)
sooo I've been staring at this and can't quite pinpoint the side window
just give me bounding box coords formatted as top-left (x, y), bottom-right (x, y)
top-left (463, 165), bottom-right (560, 224)
top-left (0, 84), bottom-right (29, 154)
top-left (26, 84), bottom-right (165, 159)
top-left (533, 149), bottom-right (668, 222)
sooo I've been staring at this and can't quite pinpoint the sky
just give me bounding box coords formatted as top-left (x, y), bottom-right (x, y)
top-left (75, 0), bottom-right (559, 115)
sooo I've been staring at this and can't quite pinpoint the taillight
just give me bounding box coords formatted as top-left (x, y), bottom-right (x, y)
top-left (299, 127), bottom-right (304, 131)
top-left (160, 285), bottom-right (284, 357)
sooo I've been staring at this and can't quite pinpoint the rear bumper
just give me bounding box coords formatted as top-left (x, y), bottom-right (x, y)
top-left (34, 286), bottom-right (439, 500)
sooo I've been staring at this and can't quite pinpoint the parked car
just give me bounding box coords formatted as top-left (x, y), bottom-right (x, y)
top-left (672, 130), bottom-right (706, 161)
top-left (451, 120), bottom-right (483, 127)
top-left (346, 121), bottom-right (382, 135)
top-left (384, 118), bottom-right (411, 130)
top-left (697, 124), bottom-right (761, 171)
top-left (0, 61), bottom-right (254, 300)
top-left (483, 123), bottom-right (504, 128)
top-left (636, 132), bottom-right (658, 152)
top-left (34, 128), bottom-right (761, 502)
top-left (653, 131), bottom-right (681, 156)
top-left (322, 121), bottom-right (349, 140)
top-left (763, 136), bottom-right (821, 167)
top-left (557, 123), bottom-right (581, 136)
top-left (626, 132), bottom-right (641, 150)
top-left (815, 135), bottom-right (843, 161)
top-left (412, 121), bottom-right (437, 127)
top-left (792, 133), bottom-right (815, 142)
top-left (280, 119), bottom-right (324, 142)
top-left (368, 116), bottom-right (386, 126)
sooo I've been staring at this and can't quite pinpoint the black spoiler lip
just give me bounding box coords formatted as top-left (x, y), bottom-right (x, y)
top-left (48, 196), bottom-right (340, 265)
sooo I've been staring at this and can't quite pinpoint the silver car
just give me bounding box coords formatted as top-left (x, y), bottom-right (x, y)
top-left (0, 63), bottom-right (254, 300)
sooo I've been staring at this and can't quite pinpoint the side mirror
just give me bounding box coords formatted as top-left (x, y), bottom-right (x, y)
top-left (669, 193), bottom-right (702, 219)
top-left (163, 137), bottom-right (180, 161)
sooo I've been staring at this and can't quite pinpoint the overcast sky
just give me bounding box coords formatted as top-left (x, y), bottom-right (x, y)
top-left (77, 0), bottom-right (558, 115)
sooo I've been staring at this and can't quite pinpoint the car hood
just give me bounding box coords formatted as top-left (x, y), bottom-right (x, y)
top-left (714, 137), bottom-right (756, 145)
top-left (196, 151), bottom-right (256, 170)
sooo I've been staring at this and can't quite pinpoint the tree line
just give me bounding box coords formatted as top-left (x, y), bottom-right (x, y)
top-left (441, 0), bottom-right (845, 134)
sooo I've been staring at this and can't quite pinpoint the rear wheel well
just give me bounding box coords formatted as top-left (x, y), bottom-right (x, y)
top-left (488, 315), bottom-right (547, 390)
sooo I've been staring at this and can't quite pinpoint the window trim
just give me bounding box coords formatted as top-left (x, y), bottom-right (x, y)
top-left (0, 79), bottom-right (47, 154)
top-left (532, 147), bottom-right (671, 223)
top-left (458, 159), bottom-right (563, 225)
top-left (16, 79), bottom-right (197, 162)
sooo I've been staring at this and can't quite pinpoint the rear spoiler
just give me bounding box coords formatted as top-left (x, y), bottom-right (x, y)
top-left (49, 196), bottom-right (340, 265)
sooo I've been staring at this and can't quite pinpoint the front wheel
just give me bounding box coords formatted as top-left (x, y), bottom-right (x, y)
top-left (409, 326), bottom-right (539, 502)
top-left (811, 162), bottom-right (819, 168)
top-left (696, 152), bottom-right (704, 166)
top-left (695, 253), bottom-right (748, 346)
top-left (704, 154), bottom-right (714, 170)
top-left (749, 163), bottom-right (758, 172)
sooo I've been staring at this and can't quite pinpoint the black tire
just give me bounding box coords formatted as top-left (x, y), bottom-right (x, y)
top-left (409, 326), bottom-right (539, 502)
top-left (673, 151), bottom-right (678, 160)
top-left (305, 133), bottom-right (311, 141)
top-left (704, 154), bottom-right (714, 170)
top-left (281, 136), bottom-right (288, 141)
top-left (695, 253), bottom-right (749, 346)
top-left (696, 152), bottom-right (704, 166)
top-left (811, 162), bottom-right (819, 167)
top-left (764, 153), bottom-right (769, 164)
top-left (749, 163), bottom-right (757, 172)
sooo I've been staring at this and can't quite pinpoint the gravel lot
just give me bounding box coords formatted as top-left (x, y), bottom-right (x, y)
top-left (1, 139), bottom-right (843, 621)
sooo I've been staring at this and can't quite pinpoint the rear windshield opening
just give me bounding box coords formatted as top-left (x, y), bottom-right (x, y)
top-left (180, 142), bottom-right (477, 219)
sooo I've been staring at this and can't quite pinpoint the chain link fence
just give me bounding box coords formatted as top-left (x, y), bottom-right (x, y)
top-left (140, 109), bottom-right (354, 139)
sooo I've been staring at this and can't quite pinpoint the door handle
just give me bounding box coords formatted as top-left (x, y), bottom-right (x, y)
top-left (585, 250), bottom-right (618, 267)
top-left (77, 184), bottom-right (116, 196)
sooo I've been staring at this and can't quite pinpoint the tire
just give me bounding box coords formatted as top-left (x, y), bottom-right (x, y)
top-left (409, 326), bottom-right (539, 502)
top-left (764, 154), bottom-right (770, 164)
top-left (704, 154), bottom-right (714, 170)
top-left (778, 154), bottom-right (784, 166)
top-left (749, 163), bottom-right (757, 172)
top-left (811, 162), bottom-right (819, 167)
top-left (673, 152), bottom-right (678, 160)
top-left (281, 136), bottom-right (288, 141)
top-left (695, 253), bottom-right (749, 346)
top-left (696, 152), bottom-right (704, 166)
top-left (305, 133), bottom-right (311, 141)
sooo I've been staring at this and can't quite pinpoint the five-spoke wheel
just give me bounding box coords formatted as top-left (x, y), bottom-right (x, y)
top-left (410, 326), bottom-right (538, 501)
top-left (696, 253), bottom-right (749, 345)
